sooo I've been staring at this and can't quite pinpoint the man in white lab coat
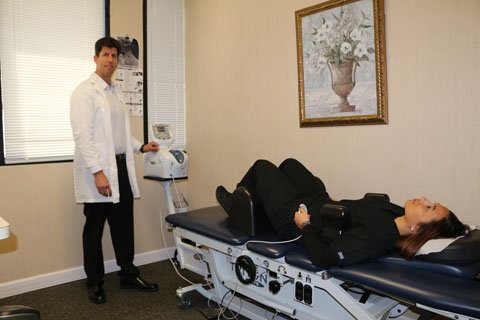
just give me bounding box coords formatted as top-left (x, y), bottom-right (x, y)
top-left (70, 37), bottom-right (159, 304)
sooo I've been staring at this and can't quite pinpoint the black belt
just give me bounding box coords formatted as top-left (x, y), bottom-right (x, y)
top-left (115, 153), bottom-right (126, 161)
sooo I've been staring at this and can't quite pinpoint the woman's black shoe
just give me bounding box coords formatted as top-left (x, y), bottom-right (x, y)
top-left (216, 186), bottom-right (232, 214)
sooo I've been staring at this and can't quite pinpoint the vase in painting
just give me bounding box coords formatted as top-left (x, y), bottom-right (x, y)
top-left (327, 58), bottom-right (356, 112)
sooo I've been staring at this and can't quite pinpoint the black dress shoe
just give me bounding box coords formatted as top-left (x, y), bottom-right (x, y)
top-left (216, 185), bottom-right (232, 214)
top-left (87, 284), bottom-right (106, 304)
top-left (120, 277), bottom-right (159, 292)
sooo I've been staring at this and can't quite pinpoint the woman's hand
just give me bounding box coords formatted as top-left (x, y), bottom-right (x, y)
top-left (294, 206), bottom-right (310, 229)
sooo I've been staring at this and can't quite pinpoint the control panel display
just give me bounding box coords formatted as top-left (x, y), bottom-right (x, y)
top-left (152, 124), bottom-right (172, 141)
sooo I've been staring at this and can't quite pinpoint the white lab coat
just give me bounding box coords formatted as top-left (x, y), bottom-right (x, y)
top-left (70, 73), bottom-right (142, 203)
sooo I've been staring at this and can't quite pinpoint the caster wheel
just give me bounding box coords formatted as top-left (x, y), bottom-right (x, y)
top-left (178, 294), bottom-right (192, 310)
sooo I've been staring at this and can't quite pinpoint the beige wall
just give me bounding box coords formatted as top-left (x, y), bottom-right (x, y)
top-left (185, 0), bottom-right (480, 228)
top-left (1, 0), bottom-right (479, 290)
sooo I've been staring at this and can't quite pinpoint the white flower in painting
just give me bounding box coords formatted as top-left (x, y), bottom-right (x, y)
top-left (315, 29), bottom-right (328, 42)
top-left (354, 43), bottom-right (368, 58)
top-left (350, 28), bottom-right (362, 41)
top-left (303, 6), bottom-right (374, 69)
top-left (323, 20), bottom-right (334, 32)
top-left (340, 42), bottom-right (352, 54)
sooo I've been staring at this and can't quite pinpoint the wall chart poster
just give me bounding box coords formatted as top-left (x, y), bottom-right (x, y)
top-left (116, 35), bottom-right (143, 116)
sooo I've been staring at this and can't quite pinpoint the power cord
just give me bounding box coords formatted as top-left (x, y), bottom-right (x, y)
top-left (217, 279), bottom-right (241, 320)
top-left (244, 234), bottom-right (302, 246)
top-left (243, 203), bottom-right (305, 246)
top-left (157, 181), bottom-right (198, 286)
top-left (171, 176), bottom-right (189, 211)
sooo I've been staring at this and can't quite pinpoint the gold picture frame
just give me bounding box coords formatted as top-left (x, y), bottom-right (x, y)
top-left (296, 0), bottom-right (387, 127)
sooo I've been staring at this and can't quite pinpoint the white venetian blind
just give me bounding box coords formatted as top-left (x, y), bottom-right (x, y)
top-left (146, 0), bottom-right (185, 148)
top-left (0, 0), bottom-right (105, 164)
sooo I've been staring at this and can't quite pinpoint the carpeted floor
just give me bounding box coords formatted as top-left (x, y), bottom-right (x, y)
top-left (0, 260), bottom-right (246, 320)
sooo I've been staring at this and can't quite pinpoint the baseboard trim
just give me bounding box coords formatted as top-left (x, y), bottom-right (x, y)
top-left (0, 247), bottom-right (175, 299)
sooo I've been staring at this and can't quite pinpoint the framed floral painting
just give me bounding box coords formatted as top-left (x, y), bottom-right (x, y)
top-left (295, 0), bottom-right (387, 127)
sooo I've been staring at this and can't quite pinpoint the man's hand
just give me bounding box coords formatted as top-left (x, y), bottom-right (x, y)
top-left (294, 206), bottom-right (310, 228)
top-left (142, 141), bottom-right (160, 152)
top-left (94, 170), bottom-right (111, 197)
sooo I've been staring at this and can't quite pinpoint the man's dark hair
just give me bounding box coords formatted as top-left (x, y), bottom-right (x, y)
top-left (94, 37), bottom-right (121, 57)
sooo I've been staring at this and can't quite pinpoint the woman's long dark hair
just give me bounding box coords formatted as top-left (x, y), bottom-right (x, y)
top-left (396, 211), bottom-right (470, 260)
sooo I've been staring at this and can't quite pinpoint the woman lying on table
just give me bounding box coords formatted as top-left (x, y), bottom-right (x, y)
top-left (216, 159), bottom-right (469, 268)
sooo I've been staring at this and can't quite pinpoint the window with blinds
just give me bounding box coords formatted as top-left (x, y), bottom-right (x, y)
top-left (145, 0), bottom-right (185, 149)
top-left (0, 0), bottom-right (105, 164)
